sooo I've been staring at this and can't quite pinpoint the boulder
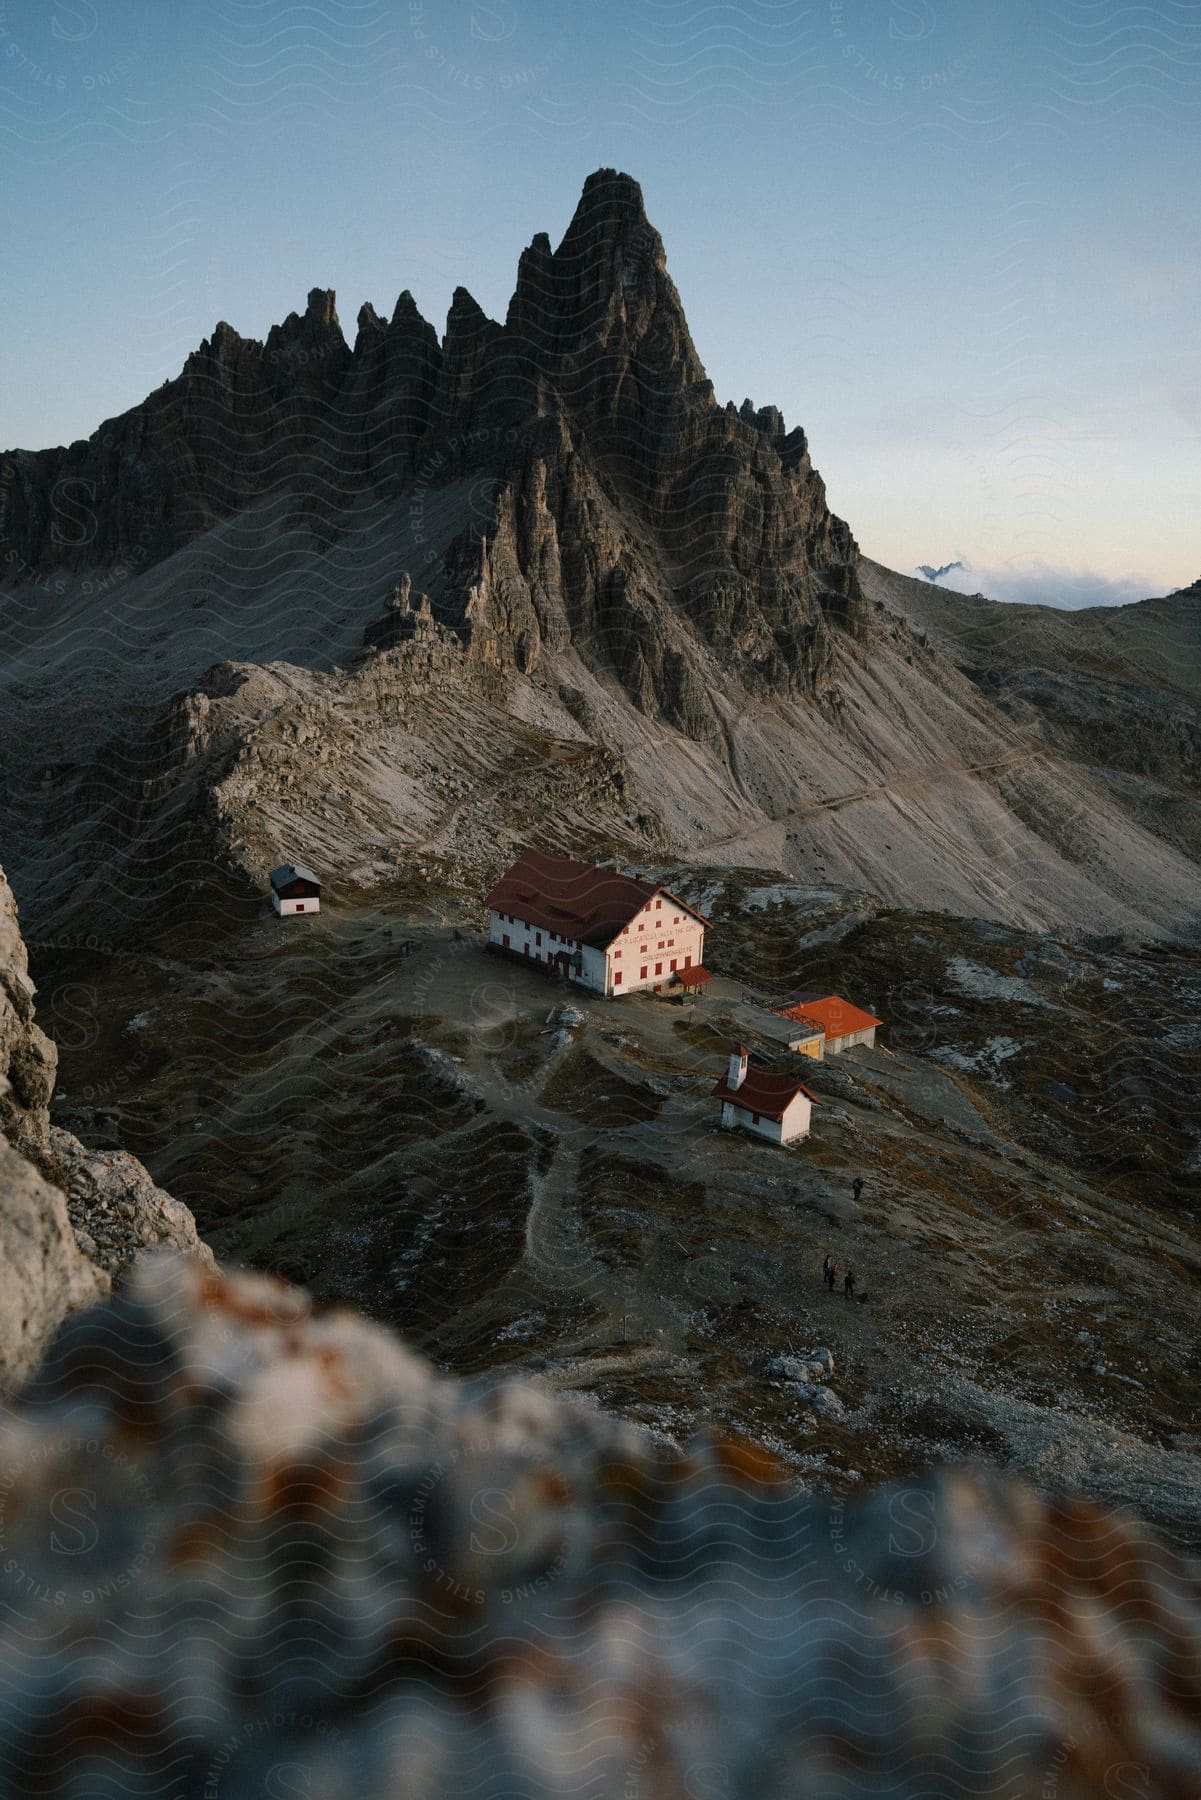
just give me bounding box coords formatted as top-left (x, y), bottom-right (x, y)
top-left (0, 1255), bottom-right (1197, 1797)
top-left (0, 864), bottom-right (214, 1386)
top-left (0, 1138), bottom-right (108, 1387)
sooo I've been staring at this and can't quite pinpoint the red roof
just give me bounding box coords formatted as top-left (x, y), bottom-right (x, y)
top-left (712, 1059), bottom-right (820, 1123)
top-left (672, 965), bottom-right (713, 988)
top-left (483, 847), bottom-right (707, 950)
top-left (777, 994), bottom-right (881, 1039)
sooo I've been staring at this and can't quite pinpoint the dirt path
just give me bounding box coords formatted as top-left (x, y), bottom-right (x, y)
top-left (694, 748), bottom-right (1045, 857)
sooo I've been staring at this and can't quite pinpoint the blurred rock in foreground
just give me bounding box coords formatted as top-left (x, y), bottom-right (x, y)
top-left (0, 1257), bottom-right (1198, 1799)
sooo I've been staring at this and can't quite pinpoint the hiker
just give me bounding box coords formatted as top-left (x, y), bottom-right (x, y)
top-left (843, 1268), bottom-right (856, 1300)
top-left (852, 1176), bottom-right (863, 1202)
top-left (822, 1253), bottom-right (832, 1286)
top-left (826, 1261), bottom-right (839, 1292)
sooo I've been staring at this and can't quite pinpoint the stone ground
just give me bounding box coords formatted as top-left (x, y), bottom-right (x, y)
top-left (33, 878), bottom-right (1201, 1548)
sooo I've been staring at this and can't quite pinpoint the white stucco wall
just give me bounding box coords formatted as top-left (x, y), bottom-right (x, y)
top-left (489, 895), bottom-right (705, 999)
top-left (779, 1091), bottom-right (813, 1143)
top-left (607, 895), bottom-right (704, 996)
top-left (826, 1026), bottom-right (876, 1054)
top-left (576, 945), bottom-right (608, 993)
top-left (488, 909), bottom-right (600, 990)
top-left (274, 894), bottom-right (320, 916)
top-left (722, 1090), bottom-right (812, 1145)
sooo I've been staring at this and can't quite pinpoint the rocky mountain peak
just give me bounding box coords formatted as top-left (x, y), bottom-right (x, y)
top-left (0, 170), bottom-right (862, 717)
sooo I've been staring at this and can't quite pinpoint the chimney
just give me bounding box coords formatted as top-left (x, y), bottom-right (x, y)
top-left (727, 1044), bottom-right (749, 1091)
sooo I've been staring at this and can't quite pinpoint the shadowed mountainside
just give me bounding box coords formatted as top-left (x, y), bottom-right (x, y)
top-left (1, 171), bottom-right (1199, 955)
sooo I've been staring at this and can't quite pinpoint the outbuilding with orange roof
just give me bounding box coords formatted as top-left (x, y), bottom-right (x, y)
top-left (776, 993), bottom-right (882, 1058)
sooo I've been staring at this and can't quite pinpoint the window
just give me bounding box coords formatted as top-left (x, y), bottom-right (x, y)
top-left (524, 944), bottom-right (530, 956)
top-left (640, 966), bottom-right (647, 979)
top-left (670, 959), bottom-right (677, 972)
top-left (668, 938), bottom-right (674, 947)
top-left (655, 898), bottom-right (662, 910)
top-left (614, 948), bottom-right (621, 958)
top-left (613, 970), bottom-right (623, 986)
top-left (502, 933), bottom-right (510, 948)
top-left (684, 954), bottom-right (692, 968)
top-left (655, 962), bottom-right (662, 976)
top-left (295, 904), bottom-right (305, 913)
top-left (536, 932), bottom-right (542, 947)
top-left (752, 1112), bottom-right (760, 1125)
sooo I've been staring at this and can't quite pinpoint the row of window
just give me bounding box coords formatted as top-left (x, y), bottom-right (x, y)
top-left (496, 914), bottom-right (577, 950)
top-left (611, 953), bottom-right (691, 987)
top-left (622, 899), bottom-right (687, 933)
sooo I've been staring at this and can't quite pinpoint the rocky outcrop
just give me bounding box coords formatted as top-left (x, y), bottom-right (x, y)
top-left (1, 1253), bottom-right (1198, 1798)
top-left (0, 864), bottom-right (212, 1384)
top-left (47, 1125), bottom-right (216, 1278)
top-left (0, 1138), bottom-right (108, 1389)
top-left (1, 171), bottom-right (863, 727)
top-left (0, 867), bottom-right (57, 1164)
top-left (0, 867), bottom-right (110, 1380)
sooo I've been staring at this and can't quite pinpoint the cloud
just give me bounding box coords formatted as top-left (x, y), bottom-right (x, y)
top-left (910, 559), bottom-right (1179, 610)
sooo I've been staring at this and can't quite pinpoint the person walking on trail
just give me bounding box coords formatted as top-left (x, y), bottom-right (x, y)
top-left (843, 1268), bottom-right (856, 1300)
top-left (827, 1260), bottom-right (839, 1292)
top-left (852, 1176), bottom-right (864, 1202)
top-left (822, 1253), bottom-right (832, 1286)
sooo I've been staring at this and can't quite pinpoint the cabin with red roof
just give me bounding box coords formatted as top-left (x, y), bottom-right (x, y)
top-left (712, 1044), bottom-right (818, 1146)
top-left (483, 847), bottom-right (710, 998)
top-left (775, 994), bottom-right (882, 1058)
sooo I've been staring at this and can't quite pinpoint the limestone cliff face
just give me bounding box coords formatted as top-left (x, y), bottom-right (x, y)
top-left (0, 866), bottom-right (108, 1381)
top-left (1, 170), bottom-right (861, 730)
top-left (0, 865), bottom-right (212, 1385)
top-left (0, 867), bottom-right (57, 1164)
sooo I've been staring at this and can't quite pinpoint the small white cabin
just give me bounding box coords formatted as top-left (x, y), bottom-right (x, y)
top-left (270, 862), bottom-right (321, 917)
top-left (711, 1044), bottom-right (818, 1146)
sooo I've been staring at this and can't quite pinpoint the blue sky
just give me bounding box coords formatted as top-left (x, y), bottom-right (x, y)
top-left (2, 0), bottom-right (1198, 603)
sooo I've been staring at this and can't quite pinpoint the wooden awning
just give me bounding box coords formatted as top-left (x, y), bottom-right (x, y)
top-left (673, 965), bottom-right (713, 989)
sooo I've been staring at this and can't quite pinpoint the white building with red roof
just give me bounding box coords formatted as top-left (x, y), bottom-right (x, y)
top-left (483, 847), bottom-right (710, 998)
top-left (712, 1044), bottom-right (818, 1146)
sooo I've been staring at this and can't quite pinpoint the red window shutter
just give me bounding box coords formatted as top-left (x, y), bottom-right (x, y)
top-left (655, 962), bottom-right (662, 975)
top-left (614, 970), bottom-right (623, 985)
top-left (640, 966), bottom-right (647, 979)
top-left (670, 959), bottom-right (677, 972)
top-left (684, 954), bottom-right (691, 968)
top-left (502, 934), bottom-right (510, 948)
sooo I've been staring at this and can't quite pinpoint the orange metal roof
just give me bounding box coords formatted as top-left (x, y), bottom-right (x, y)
top-left (777, 994), bottom-right (882, 1038)
top-left (483, 847), bottom-right (707, 949)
